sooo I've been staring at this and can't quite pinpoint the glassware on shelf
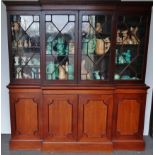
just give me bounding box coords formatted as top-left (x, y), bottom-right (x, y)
top-left (46, 62), bottom-right (55, 80)
top-left (68, 64), bottom-right (74, 80)
top-left (114, 74), bottom-right (120, 80)
top-left (82, 34), bottom-right (96, 54)
top-left (53, 35), bottom-right (69, 56)
top-left (93, 70), bottom-right (100, 80)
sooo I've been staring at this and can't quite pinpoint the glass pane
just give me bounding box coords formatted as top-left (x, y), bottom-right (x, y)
top-left (81, 14), bottom-right (112, 80)
top-left (11, 15), bottom-right (40, 80)
top-left (45, 14), bottom-right (75, 80)
top-left (114, 15), bottom-right (146, 80)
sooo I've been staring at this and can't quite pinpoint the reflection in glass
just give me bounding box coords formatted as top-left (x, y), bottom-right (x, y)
top-left (81, 15), bottom-right (112, 80)
top-left (11, 15), bottom-right (40, 80)
top-left (45, 14), bottom-right (75, 80)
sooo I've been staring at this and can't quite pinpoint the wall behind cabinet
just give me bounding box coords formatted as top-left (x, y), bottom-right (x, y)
top-left (1, 1), bottom-right (153, 135)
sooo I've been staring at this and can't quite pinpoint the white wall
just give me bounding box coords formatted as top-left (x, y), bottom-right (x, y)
top-left (1, 2), bottom-right (11, 134)
top-left (1, 1), bottom-right (153, 135)
top-left (144, 12), bottom-right (153, 135)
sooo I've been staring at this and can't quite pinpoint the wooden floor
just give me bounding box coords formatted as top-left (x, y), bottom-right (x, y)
top-left (1, 135), bottom-right (153, 155)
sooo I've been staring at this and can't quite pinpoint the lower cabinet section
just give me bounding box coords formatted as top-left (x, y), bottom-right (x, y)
top-left (113, 89), bottom-right (147, 150)
top-left (9, 86), bottom-right (147, 151)
top-left (9, 89), bottom-right (42, 149)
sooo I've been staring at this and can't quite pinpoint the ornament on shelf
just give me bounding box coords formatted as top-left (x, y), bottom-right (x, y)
top-left (68, 64), bottom-right (74, 80)
top-left (96, 37), bottom-right (111, 55)
top-left (58, 65), bottom-right (67, 80)
top-left (24, 40), bottom-right (28, 48)
top-left (116, 29), bottom-right (122, 44)
top-left (93, 70), bottom-right (100, 80)
top-left (81, 59), bottom-right (91, 80)
top-left (130, 26), bottom-right (140, 44)
top-left (82, 36), bottom-right (96, 54)
top-left (28, 39), bottom-right (32, 47)
top-left (18, 40), bottom-right (23, 48)
top-left (16, 67), bottom-right (22, 79)
top-left (23, 73), bottom-right (31, 79)
top-left (21, 56), bottom-right (27, 65)
top-left (114, 74), bottom-right (120, 80)
top-left (69, 40), bottom-right (75, 54)
top-left (14, 56), bottom-right (19, 66)
top-left (95, 22), bottom-right (102, 33)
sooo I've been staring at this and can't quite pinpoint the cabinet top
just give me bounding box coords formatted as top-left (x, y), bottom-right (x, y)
top-left (3, 0), bottom-right (153, 6)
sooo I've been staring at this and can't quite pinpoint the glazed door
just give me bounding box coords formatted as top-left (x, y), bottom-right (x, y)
top-left (79, 11), bottom-right (115, 84)
top-left (114, 12), bottom-right (149, 82)
top-left (113, 93), bottom-right (146, 139)
top-left (8, 12), bottom-right (41, 84)
top-left (10, 91), bottom-right (42, 140)
top-left (78, 94), bottom-right (113, 141)
top-left (43, 11), bottom-right (78, 84)
top-left (43, 94), bottom-right (78, 141)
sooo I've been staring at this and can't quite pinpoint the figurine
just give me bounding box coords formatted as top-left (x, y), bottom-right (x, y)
top-left (14, 56), bottom-right (19, 66)
top-left (95, 22), bottom-right (102, 33)
top-left (122, 29), bottom-right (130, 44)
top-left (130, 26), bottom-right (140, 44)
top-left (18, 40), bottom-right (23, 48)
top-left (28, 39), bottom-right (32, 47)
top-left (116, 29), bottom-right (122, 44)
top-left (21, 56), bottom-right (27, 65)
top-left (58, 65), bottom-right (67, 80)
top-left (69, 41), bottom-right (75, 54)
top-left (13, 22), bottom-right (20, 32)
top-left (16, 67), bottom-right (22, 79)
top-left (96, 37), bottom-right (111, 55)
top-left (81, 59), bottom-right (91, 80)
top-left (24, 40), bottom-right (28, 48)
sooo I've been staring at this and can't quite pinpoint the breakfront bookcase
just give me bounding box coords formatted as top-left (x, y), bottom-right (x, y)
top-left (4, 0), bottom-right (152, 152)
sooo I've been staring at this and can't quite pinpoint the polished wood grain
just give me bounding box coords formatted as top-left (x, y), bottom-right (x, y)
top-left (113, 93), bottom-right (146, 139)
top-left (10, 91), bottom-right (42, 140)
top-left (78, 94), bottom-right (113, 142)
top-left (117, 99), bottom-right (140, 135)
top-left (42, 142), bottom-right (113, 152)
top-left (43, 95), bottom-right (77, 141)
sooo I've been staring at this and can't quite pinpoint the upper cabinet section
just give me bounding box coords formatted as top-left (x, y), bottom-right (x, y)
top-left (10, 14), bottom-right (40, 82)
top-left (5, 2), bottom-right (152, 85)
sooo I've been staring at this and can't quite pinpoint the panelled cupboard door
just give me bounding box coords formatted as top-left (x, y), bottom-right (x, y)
top-left (78, 94), bottom-right (113, 141)
top-left (10, 92), bottom-right (42, 140)
top-left (43, 95), bottom-right (77, 141)
top-left (113, 93), bottom-right (146, 139)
